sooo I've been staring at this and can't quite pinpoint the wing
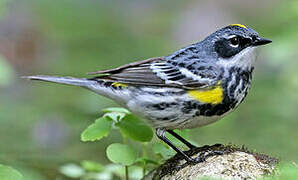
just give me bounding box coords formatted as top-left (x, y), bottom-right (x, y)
top-left (88, 57), bottom-right (219, 89)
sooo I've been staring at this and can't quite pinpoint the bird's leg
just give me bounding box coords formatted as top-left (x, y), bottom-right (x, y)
top-left (167, 130), bottom-right (196, 149)
top-left (156, 128), bottom-right (201, 163)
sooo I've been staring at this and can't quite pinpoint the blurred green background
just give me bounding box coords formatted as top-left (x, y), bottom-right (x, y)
top-left (0, 0), bottom-right (297, 179)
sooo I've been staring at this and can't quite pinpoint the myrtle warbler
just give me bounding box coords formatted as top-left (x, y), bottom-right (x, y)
top-left (24, 24), bottom-right (272, 162)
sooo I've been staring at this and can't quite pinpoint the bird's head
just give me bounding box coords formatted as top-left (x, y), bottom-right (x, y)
top-left (204, 24), bottom-right (272, 69)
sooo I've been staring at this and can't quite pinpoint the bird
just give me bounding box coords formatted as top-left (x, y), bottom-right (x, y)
top-left (23, 24), bottom-right (272, 163)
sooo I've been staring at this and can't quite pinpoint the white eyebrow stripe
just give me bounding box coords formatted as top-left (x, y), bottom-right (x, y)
top-left (227, 34), bottom-right (237, 39)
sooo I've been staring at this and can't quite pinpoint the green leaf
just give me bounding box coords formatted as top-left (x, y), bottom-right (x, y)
top-left (135, 157), bottom-right (159, 165)
top-left (174, 129), bottom-right (190, 138)
top-left (116, 114), bottom-right (153, 142)
top-left (102, 107), bottom-right (131, 114)
top-left (104, 112), bottom-right (126, 122)
top-left (153, 143), bottom-right (176, 159)
top-left (59, 164), bottom-right (84, 178)
top-left (106, 143), bottom-right (138, 166)
top-left (0, 164), bottom-right (22, 180)
top-left (81, 160), bottom-right (104, 172)
top-left (81, 117), bottom-right (113, 142)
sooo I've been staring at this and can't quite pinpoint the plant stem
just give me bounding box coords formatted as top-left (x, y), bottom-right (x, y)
top-left (142, 162), bottom-right (146, 177)
top-left (125, 166), bottom-right (129, 180)
top-left (123, 135), bottom-right (129, 180)
top-left (142, 143), bottom-right (147, 177)
top-left (142, 143), bottom-right (147, 157)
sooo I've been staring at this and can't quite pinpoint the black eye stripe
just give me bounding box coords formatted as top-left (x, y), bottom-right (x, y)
top-left (242, 38), bottom-right (253, 45)
top-left (228, 36), bottom-right (253, 47)
top-left (215, 35), bottom-right (255, 58)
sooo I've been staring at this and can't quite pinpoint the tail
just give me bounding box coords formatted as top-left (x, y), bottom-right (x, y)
top-left (22, 75), bottom-right (96, 87)
top-left (22, 75), bottom-right (130, 104)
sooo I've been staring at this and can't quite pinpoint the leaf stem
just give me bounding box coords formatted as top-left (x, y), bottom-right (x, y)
top-left (125, 166), bottom-right (129, 180)
top-left (123, 135), bottom-right (129, 180)
top-left (142, 143), bottom-right (147, 176)
top-left (142, 143), bottom-right (147, 157)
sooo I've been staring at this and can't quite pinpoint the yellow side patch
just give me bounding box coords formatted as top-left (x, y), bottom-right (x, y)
top-left (112, 82), bottom-right (128, 88)
top-left (188, 84), bottom-right (224, 104)
top-left (230, 24), bottom-right (247, 29)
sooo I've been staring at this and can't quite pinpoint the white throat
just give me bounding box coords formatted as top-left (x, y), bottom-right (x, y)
top-left (217, 47), bottom-right (257, 70)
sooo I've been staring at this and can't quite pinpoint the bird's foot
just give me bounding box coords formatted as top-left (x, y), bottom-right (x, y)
top-left (186, 145), bottom-right (225, 164)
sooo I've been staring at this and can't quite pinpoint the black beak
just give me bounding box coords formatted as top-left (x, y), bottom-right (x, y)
top-left (252, 37), bottom-right (272, 46)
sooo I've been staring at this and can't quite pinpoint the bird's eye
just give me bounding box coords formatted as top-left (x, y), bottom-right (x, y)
top-left (229, 36), bottom-right (240, 47)
top-left (252, 36), bottom-right (257, 42)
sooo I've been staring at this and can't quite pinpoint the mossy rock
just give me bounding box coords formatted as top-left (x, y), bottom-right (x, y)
top-left (143, 144), bottom-right (278, 180)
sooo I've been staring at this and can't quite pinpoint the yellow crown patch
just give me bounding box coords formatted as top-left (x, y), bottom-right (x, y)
top-left (230, 24), bottom-right (247, 29)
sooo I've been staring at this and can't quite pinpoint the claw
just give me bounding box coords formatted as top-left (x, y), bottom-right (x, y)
top-left (187, 154), bottom-right (206, 164)
top-left (188, 150), bottom-right (225, 164)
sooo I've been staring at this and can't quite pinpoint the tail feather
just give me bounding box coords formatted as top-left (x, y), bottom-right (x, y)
top-left (22, 75), bottom-right (95, 87)
top-left (22, 75), bottom-right (130, 104)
